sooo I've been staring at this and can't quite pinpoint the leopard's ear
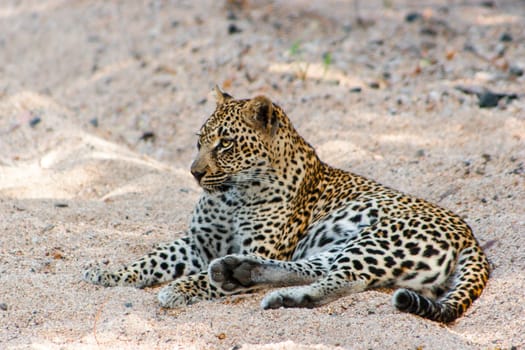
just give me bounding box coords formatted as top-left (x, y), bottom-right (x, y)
top-left (214, 85), bottom-right (233, 106)
top-left (243, 95), bottom-right (279, 136)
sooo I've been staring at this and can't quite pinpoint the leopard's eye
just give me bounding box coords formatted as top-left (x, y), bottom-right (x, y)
top-left (220, 139), bottom-right (232, 148)
top-left (218, 138), bottom-right (234, 150)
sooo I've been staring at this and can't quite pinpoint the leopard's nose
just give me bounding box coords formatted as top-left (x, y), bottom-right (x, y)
top-left (191, 169), bottom-right (206, 182)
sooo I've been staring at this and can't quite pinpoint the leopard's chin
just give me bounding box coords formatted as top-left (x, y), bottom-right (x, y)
top-left (201, 184), bottom-right (231, 193)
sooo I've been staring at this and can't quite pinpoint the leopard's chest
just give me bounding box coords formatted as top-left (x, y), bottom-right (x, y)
top-left (190, 189), bottom-right (244, 256)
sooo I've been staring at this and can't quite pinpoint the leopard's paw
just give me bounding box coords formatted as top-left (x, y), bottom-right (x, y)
top-left (261, 287), bottom-right (316, 309)
top-left (158, 283), bottom-right (195, 308)
top-left (82, 265), bottom-right (119, 287)
top-left (209, 254), bottom-right (261, 292)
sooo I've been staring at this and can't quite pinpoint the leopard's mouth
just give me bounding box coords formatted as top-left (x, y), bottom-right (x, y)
top-left (199, 174), bottom-right (231, 192)
top-left (201, 183), bottom-right (231, 193)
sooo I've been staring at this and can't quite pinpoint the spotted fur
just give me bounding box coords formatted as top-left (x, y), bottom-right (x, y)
top-left (83, 87), bottom-right (490, 323)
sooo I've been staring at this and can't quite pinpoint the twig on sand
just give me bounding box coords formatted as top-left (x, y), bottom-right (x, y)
top-left (93, 296), bottom-right (110, 345)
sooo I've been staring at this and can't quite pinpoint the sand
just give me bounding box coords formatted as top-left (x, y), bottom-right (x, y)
top-left (0, 0), bottom-right (524, 349)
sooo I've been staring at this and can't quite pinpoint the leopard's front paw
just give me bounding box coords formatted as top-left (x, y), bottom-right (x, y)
top-left (158, 283), bottom-right (195, 308)
top-left (82, 265), bottom-right (119, 287)
top-left (209, 254), bottom-right (261, 292)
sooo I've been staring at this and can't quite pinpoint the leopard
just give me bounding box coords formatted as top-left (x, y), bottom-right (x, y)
top-left (83, 86), bottom-right (490, 323)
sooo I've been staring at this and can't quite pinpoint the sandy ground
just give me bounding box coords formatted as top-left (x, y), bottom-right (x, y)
top-left (1, 0), bottom-right (524, 349)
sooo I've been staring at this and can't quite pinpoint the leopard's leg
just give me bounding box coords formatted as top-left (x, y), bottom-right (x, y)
top-left (261, 272), bottom-right (367, 309)
top-left (208, 252), bottom-right (337, 293)
top-left (157, 270), bottom-right (226, 307)
top-left (83, 236), bottom-right (205, 288)
top-left (209, 253), bottom-right (368, 309)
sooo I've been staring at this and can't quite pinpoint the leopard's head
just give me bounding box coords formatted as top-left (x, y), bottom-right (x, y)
top-left (190, 87), bottom-right (285, 192)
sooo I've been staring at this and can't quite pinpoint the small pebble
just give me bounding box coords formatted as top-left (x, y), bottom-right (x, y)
top-left (227, 11), bottom-right (237, 21)
top-left (499, 32), bottom-right (513, 42)
top-left (428, 91), bottom-right (441, 103)
top-left (349, 87), bottom-right (362, 93)
top-left (478, 91), bottom-right (502, 108)
top-left (510, 163), bottom-right (524, 175)
top-left (228, 23), bottom-right (242, 35)
top-left (29, 116), bottom-right (41, 128)
top-left (481, 153), bottom-right (492, 162)
top-left (139, 131), bottom-right (155, 142)
top-left (369, 39), bottom-right (384, 46)
top-left (342, 24), bottom-right (352, 33)
top-left (509, 65), bottom-right (523, 77)
top-left (474, 71), bottom-right (497, 82)
top-left (478, 91), bottom-right (517, 108)
top-left (368, 82), bottom-right (380, 89)
top-left (405, 12), bottom-right (422, 23)
top-left (41, 224), bottom-right (55, 233)
top-left (396, 94), bottom-right (410, 106)
top-left (494, 43), bottom-right (506, 57)
top-left (0, 303), bottom-right (7, 311)
top-left (89, 118), bottom-right (99, 127)
top-left (463, 43), bottom-right (477, 53)
top-left (124, 302), bottom-right (133, 308)
top-left (420, 27), bottom-right (437, 36)
top-left (54, 203), bottom-right (69, 208)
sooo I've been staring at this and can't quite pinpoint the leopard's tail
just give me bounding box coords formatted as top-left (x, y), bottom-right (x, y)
top-left (393, 242), bottom-right (490, 323)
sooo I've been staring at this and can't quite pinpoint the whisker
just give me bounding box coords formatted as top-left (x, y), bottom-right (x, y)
top-left (226, 167), bottom-right (278, 186)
